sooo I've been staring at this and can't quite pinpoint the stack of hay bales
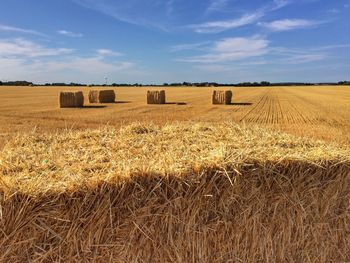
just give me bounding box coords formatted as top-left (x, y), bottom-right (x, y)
top-left (147, 90), bottom-right (166, 104)
top-left (212, 90), bottom-right (232, 105)
top-left (89, 90), bottom-right (116, 103)
top-left (59, 91), bottom-right (84, 108)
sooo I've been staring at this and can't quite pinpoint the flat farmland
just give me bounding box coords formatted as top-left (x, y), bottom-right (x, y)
top-left (0, 85), bottom-right (349, 146)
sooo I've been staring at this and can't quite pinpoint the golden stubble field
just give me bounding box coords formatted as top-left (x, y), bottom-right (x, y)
top-left (1, 85), bottom-right (350, 262)
top-left (0, 85), bottom-right (349, 147)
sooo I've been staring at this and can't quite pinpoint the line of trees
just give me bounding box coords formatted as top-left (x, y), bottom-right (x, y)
top-left (1, 80), bottom-right (350, 87)
top-left (0, 81), bottom-right (33, 86)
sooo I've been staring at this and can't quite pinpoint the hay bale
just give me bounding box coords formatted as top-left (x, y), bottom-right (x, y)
top-left (88, 90), bottom-right (99, 103)
top-left (147, 90), bottom-right (166, 104)
top-left (99, 90), bottom-right (116, 103)
top-left (59, 91), bottom-right (84, 108)
top-left (89, 90), bottom-right (116, 103)
top-left (212, 90), bottom-right (232, 105)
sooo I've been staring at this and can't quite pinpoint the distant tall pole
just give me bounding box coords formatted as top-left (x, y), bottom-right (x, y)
top-left (104, 77), bottom-right (108, 86)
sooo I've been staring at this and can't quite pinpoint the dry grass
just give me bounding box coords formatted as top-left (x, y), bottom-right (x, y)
top-left (1, 122), bottom-right (350, 262)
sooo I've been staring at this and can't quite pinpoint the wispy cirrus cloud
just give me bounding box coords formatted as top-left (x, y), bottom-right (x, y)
top-left (205, 0), bottom-right (231, 13)
top-left (258, 19), bottom-right (323, 31)
top-left (175, 36), bottom-right (350, 68)
top-left (178, 36), bottom-right (269, 63)
top-left (0, 38), bottom-right (73, 58)
top-left (271, 0), bottom-right (290, 10)
top-left (170, 41), bottom-right (211, 52)
top-left (270, 44), bottom-right (350, 63)
top-left (58, 30), bottom-right (83, 38)
top-left (96, 49), bottom-right (123, 57)
top-left (190, 12), bottom-right (264, 33)
top-left (0, 24), bottom-right (46, 37)
top-left (72, 0), bottom-right (176, 31)
top-left (284, 53), bottom-right (327, 63)
top-left (190, 0), bottom-right (291, 33)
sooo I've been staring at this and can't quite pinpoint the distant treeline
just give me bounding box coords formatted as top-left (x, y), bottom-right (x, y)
top-left (0, 81), bottom-right (34, 86)
top-left (1, 80), bottom-right (350, 87)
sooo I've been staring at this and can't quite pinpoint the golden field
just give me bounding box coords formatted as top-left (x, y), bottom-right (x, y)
top-left (0, 85), bottom-right (350, 147)
top-left (1, 85), bottom-right (350, 262)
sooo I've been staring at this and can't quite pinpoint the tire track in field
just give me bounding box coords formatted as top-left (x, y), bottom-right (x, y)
top-left (240, 88), bottom-right (284, 124)
top-left (239, 89), bottom-right (271, 123)
top-left (276, 92), bottom-right (286, 125)
top-left (239, 88), bottom-right (319, 125)
top-left (282, 88), bottom-right (343, 125)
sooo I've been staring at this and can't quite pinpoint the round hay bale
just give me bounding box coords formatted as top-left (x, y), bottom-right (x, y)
top-left (59, 91), bottom-right (84, 108)
top-left (212, 90), bottom-right (232, 105)
top-left (147, 90), bottom-right (166, 104)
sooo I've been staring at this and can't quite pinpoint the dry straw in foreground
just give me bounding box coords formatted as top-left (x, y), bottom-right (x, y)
top-left (1, 122), bottom-right (350, 262)
top-left (212, 90), bottom-right (232, 105)
top-left (59, 91), bottom-right (84, 108)
top-left (147, 90), bottom-right (166, 104)
top-left (89, 90), bottom-right (116, 103)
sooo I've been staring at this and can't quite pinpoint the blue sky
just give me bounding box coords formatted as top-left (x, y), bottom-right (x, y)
top-left (0, 0), bottom-right (349, 84)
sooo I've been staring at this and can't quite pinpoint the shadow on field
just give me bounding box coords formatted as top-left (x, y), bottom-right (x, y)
top-left (3, 160), bottom-right (350, 262)
top-left (166, 102), bottom-right (187, 105)
top-left (114, 101), bottom-right (132, 104)
top-left (83, 105), bottom-right (107, 109)
top-left (230, 102), bottom-right (253, 106)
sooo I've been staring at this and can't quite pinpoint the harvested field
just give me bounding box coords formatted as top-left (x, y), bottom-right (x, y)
top-left (1, 122), bottom-right (350, 262)
top-left (0, 86), bottom-right (349, 146)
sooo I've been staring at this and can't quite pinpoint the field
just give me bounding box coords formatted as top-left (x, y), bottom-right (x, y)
top-left (0, 85), bottom-right (349, 148)
top-left (1, 85), bottom-right (350, 262)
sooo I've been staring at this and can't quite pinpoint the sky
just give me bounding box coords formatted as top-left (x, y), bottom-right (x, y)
top-left (0, 0), bottom-right (349, 84)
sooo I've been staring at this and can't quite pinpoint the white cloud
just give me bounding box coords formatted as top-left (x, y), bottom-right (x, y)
top-left (284, 53), bottom-right (327, 63)
top-left (195, 64), bottom-right (231, 72)
top-left (0, 57), bottom-right (138, 83)
top-left (0, 38), bottom-right (138, 83)
top-left (170, 42), bottom-right (211, 52)
top-left (179, 37), bottom-right (269, 63)
top-left (176, 38), bottom-right (345, 67)
top-left (96, 49), bottom-right (123, 57)
top-left (72, 0), bottom-right (171, 31)
top-left (0, 38), bottom-right (73, 57)
top-left (205, 0), bottom-right (230, 13)
top-left (268, 46), bottom-right (329, 64)
top-left (313, 44), bottom-right (350, 51)
top-left (259, 19), bottom-right (322, 31)
top-left (190, 0), bottom-right (291, 33)
top-left (191, 12), bottom-right (264, 33)
top-left (0, 55), bottom-right (137, 83)
top-left (0, 24), bottom-right (46, 37)
top-left (195, 60), bottom-right (268, 73)
top-left (58, 30), bottom-right (83, 38)
top-left (43, 57), bottom-right (133, 74)
top-left (271, 0), bottom-right (290, 10)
